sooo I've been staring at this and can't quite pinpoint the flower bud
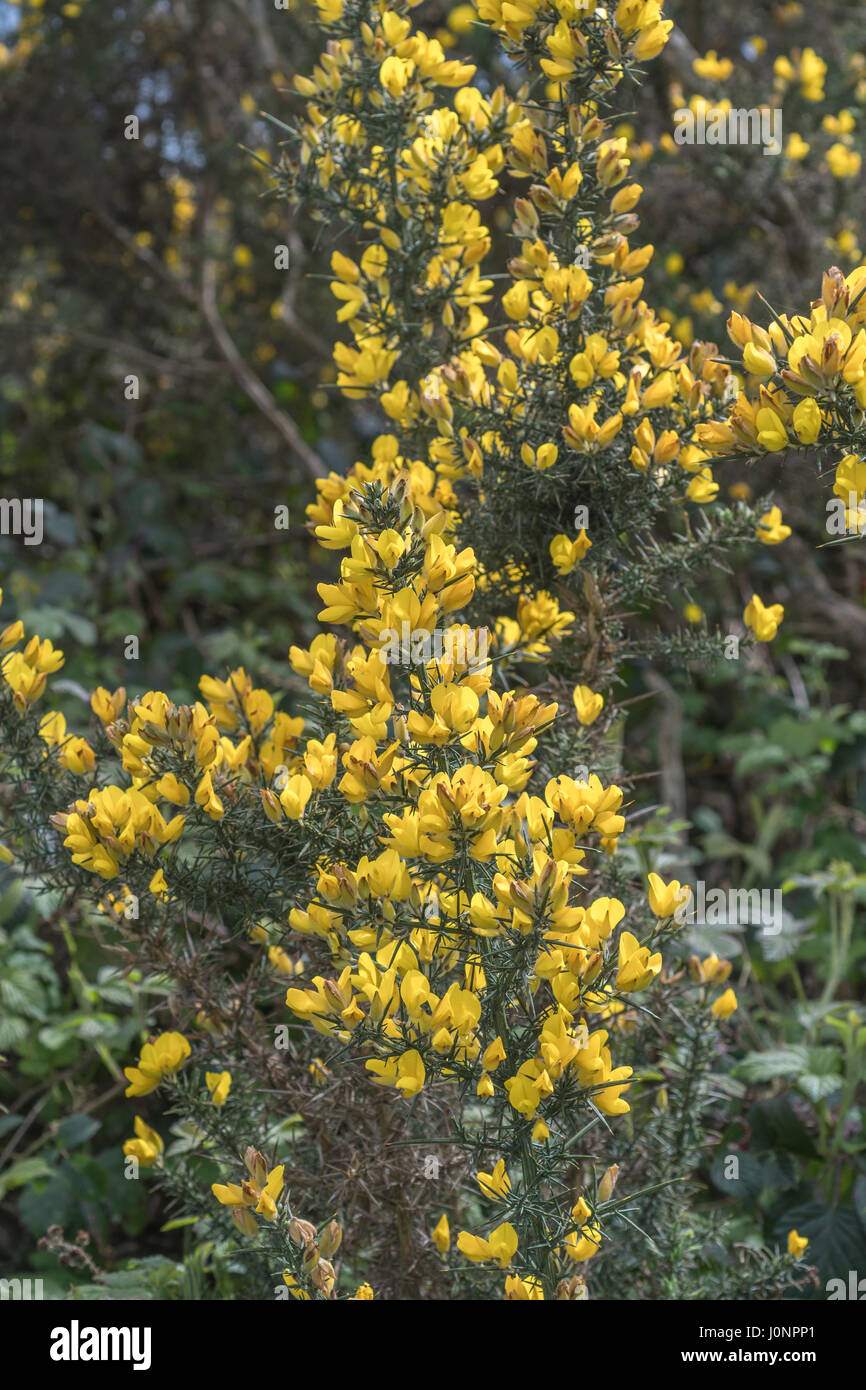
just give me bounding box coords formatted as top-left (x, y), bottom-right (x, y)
top-left (311, 1258), bottom-right (335, 1294)
top-left (598, 1164), bottom-right (620, 1203)
top-left (244, 1147), bottom-right (269, 1188)
top-left (319, 1220), bottom-right (343, 1259)
top-left (233, 1207), bottom-right (258, 1238)
top-left (556, 1275), bottom-right (588, 1300)
top-left (289, 1218), bottom-right (318, 1246)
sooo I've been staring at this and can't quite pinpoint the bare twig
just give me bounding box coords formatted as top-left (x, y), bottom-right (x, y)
top-left (200, 237), bottom-right (328, 481)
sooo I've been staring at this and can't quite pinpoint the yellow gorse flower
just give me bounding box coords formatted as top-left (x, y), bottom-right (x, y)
top-left (787, 1230), bottom-right (809, 1258)
top-left (122, 1117), bottom-right (163, 1168)
top-left (744, 593), bottom-right (785, 643)
top-left (711, 988), bottom-right (738, 1020)
top-left (457, 1221), bottom-right (518, 1267)
top-left (477, 1158), bottom-right (512, 1201)
top-left (123, 1032), bottom-right (191, 1097)
top-left (616, 931), bottom-right (662, 993)
top-left (206, 1071), bottom-right (232, 1106)
top-left (212, 1146), bottom-right (285, 1234)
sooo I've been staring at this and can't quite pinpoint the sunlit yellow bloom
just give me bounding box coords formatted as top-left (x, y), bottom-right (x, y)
top-left (122, 1116), bottom-right (163, 1168)
top-left (744, 593), bottom-right (784, 642)
top-left (477, 1158), bottom-right (511, 1201)
top-left (573, 684), bottom-right (604, 726)
top-left (787, 1230), bottom-right (809, 1257)
top-left (206, 1070), bottom-right (232, 1106)
top-left (647, 873), bottom-right (690, 918)
top-left (432, 1213), bottom-right (451, 1253)
top-left (711, 987), bottom-right (738, 1019)
top-left (616, 931), bottom-right (662, 992)
top-left (457, 1221), bottom-right (518, 1267)
top-left (756, 506), bottom-right (791, 545)
top-left (124, 1032), bottom-right (191, 1097)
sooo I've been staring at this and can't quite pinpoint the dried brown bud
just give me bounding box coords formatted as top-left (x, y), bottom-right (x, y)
top-left (289, 1218), bottom-right (318, 1246)
top-left (319, 1220), bottom-right (342, 1259)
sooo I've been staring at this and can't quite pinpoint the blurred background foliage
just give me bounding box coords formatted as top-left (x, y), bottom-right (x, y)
top-left (1, 0), bottom-right (864, 1296)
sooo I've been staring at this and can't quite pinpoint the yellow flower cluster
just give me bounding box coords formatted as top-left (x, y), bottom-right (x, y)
top-left (58, 785), bottom-right (186, 882)
top-left (697, 267), bottom-right (866, 458)
top-left (697, 264), bottom-right (866, 568)
top-left (11, 0), bottom-right (806, 1300)
top-left (1, 588), bottom-right (65, 713)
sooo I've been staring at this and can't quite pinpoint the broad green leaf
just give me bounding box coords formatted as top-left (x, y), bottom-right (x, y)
top-left (0, 1157), bottom-right (55, 1196)
top-left (733, 1047), bottom-right (809, 1083)
top-left (56, 1114), bottom-right (101, 1149)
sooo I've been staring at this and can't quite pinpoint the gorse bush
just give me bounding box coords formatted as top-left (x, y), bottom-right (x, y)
top-left (4, 0), bottom-right (858, 1300)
